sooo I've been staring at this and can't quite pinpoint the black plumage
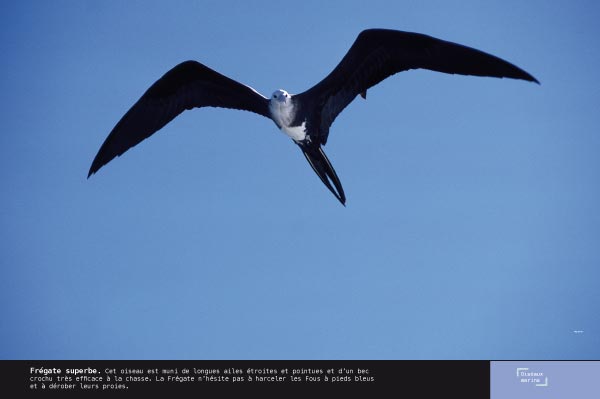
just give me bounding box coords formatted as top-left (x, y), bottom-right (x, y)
top-left (89, 29), bottom-right (538, 205)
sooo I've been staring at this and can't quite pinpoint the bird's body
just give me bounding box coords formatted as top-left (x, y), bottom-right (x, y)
top-left (269, 89), bottom-right (307, 141)
top-left (89, 29), bottom-right (538, 205)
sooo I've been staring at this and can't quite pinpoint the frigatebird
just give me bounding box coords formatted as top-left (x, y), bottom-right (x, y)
top-left (88, 29), bottom-right (538, 205)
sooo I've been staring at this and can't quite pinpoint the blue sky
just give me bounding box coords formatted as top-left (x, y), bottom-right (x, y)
top-left (1, 0), bottom-right (599, 359)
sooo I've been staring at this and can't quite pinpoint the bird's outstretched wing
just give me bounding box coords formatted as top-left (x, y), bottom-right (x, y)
top-left (88, 60), bottom-right (270, 177)
top-left (295, 29), bottom-right (539, 145)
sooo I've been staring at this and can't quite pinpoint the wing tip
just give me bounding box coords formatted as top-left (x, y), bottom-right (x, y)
top-left (87, 153), bottom-right (108, 179)
top-left (517, 69), bottom-right (540, 85)
top-left (530, 75), bottom-right (541, 85)
top-left (87, 165), bottom-right (98, 179)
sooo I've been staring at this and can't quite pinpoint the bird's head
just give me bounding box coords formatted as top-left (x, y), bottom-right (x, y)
top-left (271, 89), bottom-right (291, 105)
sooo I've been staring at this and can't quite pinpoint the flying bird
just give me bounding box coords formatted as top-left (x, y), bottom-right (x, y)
top-left (88, 29), bottom-right (538, 205)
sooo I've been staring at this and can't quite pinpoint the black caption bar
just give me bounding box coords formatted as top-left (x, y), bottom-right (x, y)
top-left (1, 360), bottom-right (489, 397)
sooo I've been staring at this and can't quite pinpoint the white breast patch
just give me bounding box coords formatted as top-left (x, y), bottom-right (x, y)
top-left (280, 122), bottom-right (307, 141)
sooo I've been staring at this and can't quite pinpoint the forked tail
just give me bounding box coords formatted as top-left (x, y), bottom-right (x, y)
top-left (299, 143), bottom-right (346, 206)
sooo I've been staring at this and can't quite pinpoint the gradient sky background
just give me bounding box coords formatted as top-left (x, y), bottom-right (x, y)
top-left (1, 1), bottom-right (599, 360)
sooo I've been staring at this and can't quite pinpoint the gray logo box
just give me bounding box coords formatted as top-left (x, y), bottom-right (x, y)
top-left (491, 361), bottom-right (600, 398)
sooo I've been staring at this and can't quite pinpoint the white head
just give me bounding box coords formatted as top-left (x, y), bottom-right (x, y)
top-left (268, 89), bottom-right (296, 130)
top-left (271, 89), bottom-right (291, 105)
